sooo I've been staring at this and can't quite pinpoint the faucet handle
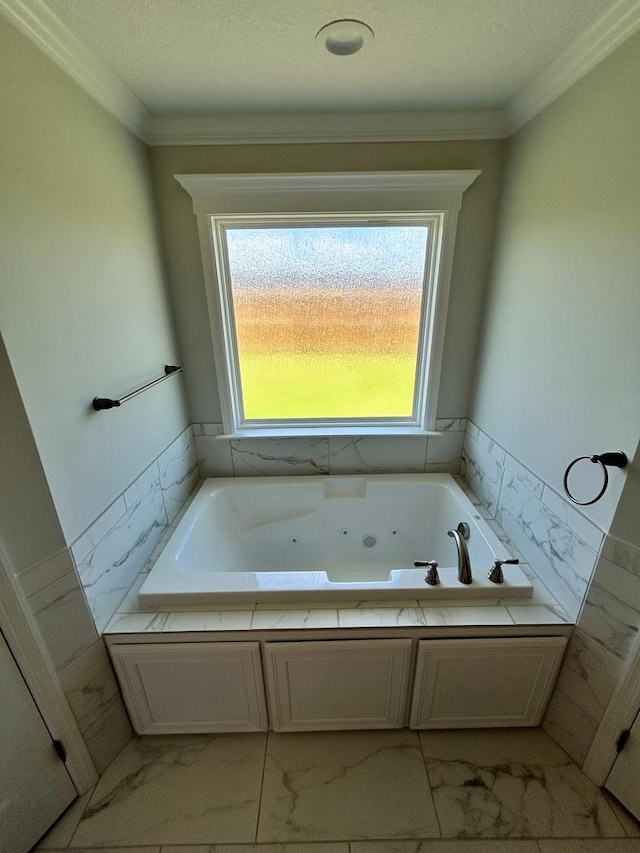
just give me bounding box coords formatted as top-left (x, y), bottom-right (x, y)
top-left (488, 558), bottom-right (520, 584)
top-left (415, 559), bottom-right (440, 586)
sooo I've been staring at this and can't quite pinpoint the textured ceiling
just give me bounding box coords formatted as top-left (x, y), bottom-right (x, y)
top-left (47, 0), bottom-right (613, 113)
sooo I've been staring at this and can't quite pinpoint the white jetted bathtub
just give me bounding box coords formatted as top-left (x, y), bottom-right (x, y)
top-left (138, 474), bottom-right (532, 606)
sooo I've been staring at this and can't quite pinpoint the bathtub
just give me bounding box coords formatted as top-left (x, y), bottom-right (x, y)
top-left (138, 474), bottom-right (532, 606)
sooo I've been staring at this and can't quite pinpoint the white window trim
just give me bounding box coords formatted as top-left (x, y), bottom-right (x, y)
top-left (176, 171), bottom-right (480, 438)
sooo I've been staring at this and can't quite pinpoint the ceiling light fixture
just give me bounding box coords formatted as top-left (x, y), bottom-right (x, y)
top-left (316, 20), bottom-right (374, 56)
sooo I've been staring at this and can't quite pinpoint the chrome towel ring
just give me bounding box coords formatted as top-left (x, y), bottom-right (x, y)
top-left (563, 451), bottom-right (627, 506)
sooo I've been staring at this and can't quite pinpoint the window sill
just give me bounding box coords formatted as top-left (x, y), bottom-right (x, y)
top-left (215, 426), bottom-right (442, 440)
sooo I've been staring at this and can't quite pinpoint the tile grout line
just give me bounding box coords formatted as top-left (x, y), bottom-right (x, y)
top-left (253, 730), bottom-right (271, 843)
top-left (417, 730), bottom-right (444, 841)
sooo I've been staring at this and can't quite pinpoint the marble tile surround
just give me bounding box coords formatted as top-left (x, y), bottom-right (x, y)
top-left (461, 421), bottom-right (603, 622)
top-left (540, 541), bottom-right (640, 771)
top-left (59, 638), bottom-right (121, 732)
top-left (193, 419), bottom-right (466, 478)
top-left (27, 564), bottom-right (98, 671)
top-left (459, 421), bottom-right (640, 775)
top-left (72, 426), bottom-right (198, 633)
top-left (577, 554), bottom-right (640, 661)
top-left (58, 636), bottom-right (133, 773)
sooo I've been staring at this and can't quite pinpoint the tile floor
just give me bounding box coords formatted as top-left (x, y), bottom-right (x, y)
top-left (36, 728), bottom-right (640, 853)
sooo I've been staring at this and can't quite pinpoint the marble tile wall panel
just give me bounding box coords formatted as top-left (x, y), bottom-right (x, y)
top-left (81, 692), bottom-right (134, 774)
top-left (123, 462), bottom-right (162, 511)
top-left (578, 554), bottom-right (640, 661)
top-left (193, 419), bottom-right (467, 478)
top-left (541, 486), bottom-right (605, 554)
top-left (425, 431), bottom-right (464, 473)
top-left (16, 547), bottom-right (75, 597)
top-left (27, 566), bottom-right (98, 671)
top-left (158, 426), bottom-right (200, 523)
top-left (78, 482), bottom-right (168, 633)
top-left (543, 687), bottom-right (600, 766)
top-left (461, 429), bottom-right (505, 515)
top-left (497, 471), bottom-right (598, 621)
top-left (462, 422), bottom-right (606, 619)
top-left (328, 436), bottom-right (427, 474)
top-left (553, 628), bottom-right (622, 725)
top-left (194, 426), bottom-right (234, 477)
top-left (71, 496), bottom-right (127, 566)
top-left (231, 438), bottom-right (330, 476)
top-left (602, 535), bottom-right (640, 579)
top-left (504, 452), bottom-right (545, 500)
top-left (435, 418), bottom-right (467, 432)
top-left (59, 637), bottom-right (121, 732)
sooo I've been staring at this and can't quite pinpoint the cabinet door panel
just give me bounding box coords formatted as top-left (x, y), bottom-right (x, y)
top-left (410, 637), bottom-right (566, 728)
top-left (265, 639), bottom-right (412, 731)
top-left (110, 642), bottom-right (267, 733)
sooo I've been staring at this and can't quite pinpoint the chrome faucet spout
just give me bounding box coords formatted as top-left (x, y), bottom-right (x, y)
top-left (448, 527), bottom-right (472, 584)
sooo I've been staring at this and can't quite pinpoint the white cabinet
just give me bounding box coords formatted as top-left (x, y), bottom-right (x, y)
top-left (264, 639), bottom-right (412, 731)
top-left (110, 642), bottom-right (267, 734)
top-left (109, 634), bottom-right (568, 735)
top-left (409, 637), bottom-right (567, 728)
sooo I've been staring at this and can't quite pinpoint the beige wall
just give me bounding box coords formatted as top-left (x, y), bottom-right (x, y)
top-left (0, 335), bottom-right (66, 575)
top-left (0, 16), bottom-right (189, 542)
top-left (470, 31), bottom-right (640, 531)
top-left (150, 139), bottom-right (505, 424)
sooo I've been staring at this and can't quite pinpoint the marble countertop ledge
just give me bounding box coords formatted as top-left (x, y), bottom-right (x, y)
top-left (105, 599), bottom-right (571, 634)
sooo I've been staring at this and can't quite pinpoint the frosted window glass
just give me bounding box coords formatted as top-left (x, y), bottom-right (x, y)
top-left (224, 225), bottom-right (428, 420)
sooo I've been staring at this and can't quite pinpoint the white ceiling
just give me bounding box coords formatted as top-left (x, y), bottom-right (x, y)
top-left (46, 0), bottom-right (614, 114)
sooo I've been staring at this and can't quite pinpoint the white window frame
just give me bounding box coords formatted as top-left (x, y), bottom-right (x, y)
top-left (176, 171), bottom-right (480, 438)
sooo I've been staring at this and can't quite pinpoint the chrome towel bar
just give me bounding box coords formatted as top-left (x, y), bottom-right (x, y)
top-left (92, 365), bottom-right (182, 411)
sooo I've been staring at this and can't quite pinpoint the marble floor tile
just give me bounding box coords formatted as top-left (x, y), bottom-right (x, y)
top-left (352, 842), bottom-right (539, 852)
top-left (48, 848), bottom-right (160, 852)
top-left (34, 789), bottom-right (94, 849)
top-left (419, 729), bottom-right (624, 839)
top-left (70, 734), bottom-right (266, 846)
top-left (257, 730), bottom-right (439, 842)
top-left (538, 841), bottom-right (640, 852)
top-left (604, 793), bottom-right (640, 838)
top-left (158, 845), bottom-right (349, 852)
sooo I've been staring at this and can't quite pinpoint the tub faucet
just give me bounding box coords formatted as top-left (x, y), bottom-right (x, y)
top-left (448, 522), bottom-right (472, 584)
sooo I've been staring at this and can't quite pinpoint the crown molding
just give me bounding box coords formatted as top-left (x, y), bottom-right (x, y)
top-left (506, 0), bottom-right (640, 134)
top-left (4, 0), bottom-right (639, 146)
top-left (147, 110), bottom-right (507, 146)
top-left (0, 0), bottom-right (150, 140)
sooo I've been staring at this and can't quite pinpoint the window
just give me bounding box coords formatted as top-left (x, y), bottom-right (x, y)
top-left (177, 171), bottom-right (480, 437)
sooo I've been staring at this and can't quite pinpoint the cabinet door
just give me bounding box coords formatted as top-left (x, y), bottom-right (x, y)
top-left (264, 639), bottom-right (412, 731)
top-left (110, 642), bottom-right (267, 734)
top-left (410, 637), bottom-right (566, 728)
top-left (0, 629), bottom-right (76, 852)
